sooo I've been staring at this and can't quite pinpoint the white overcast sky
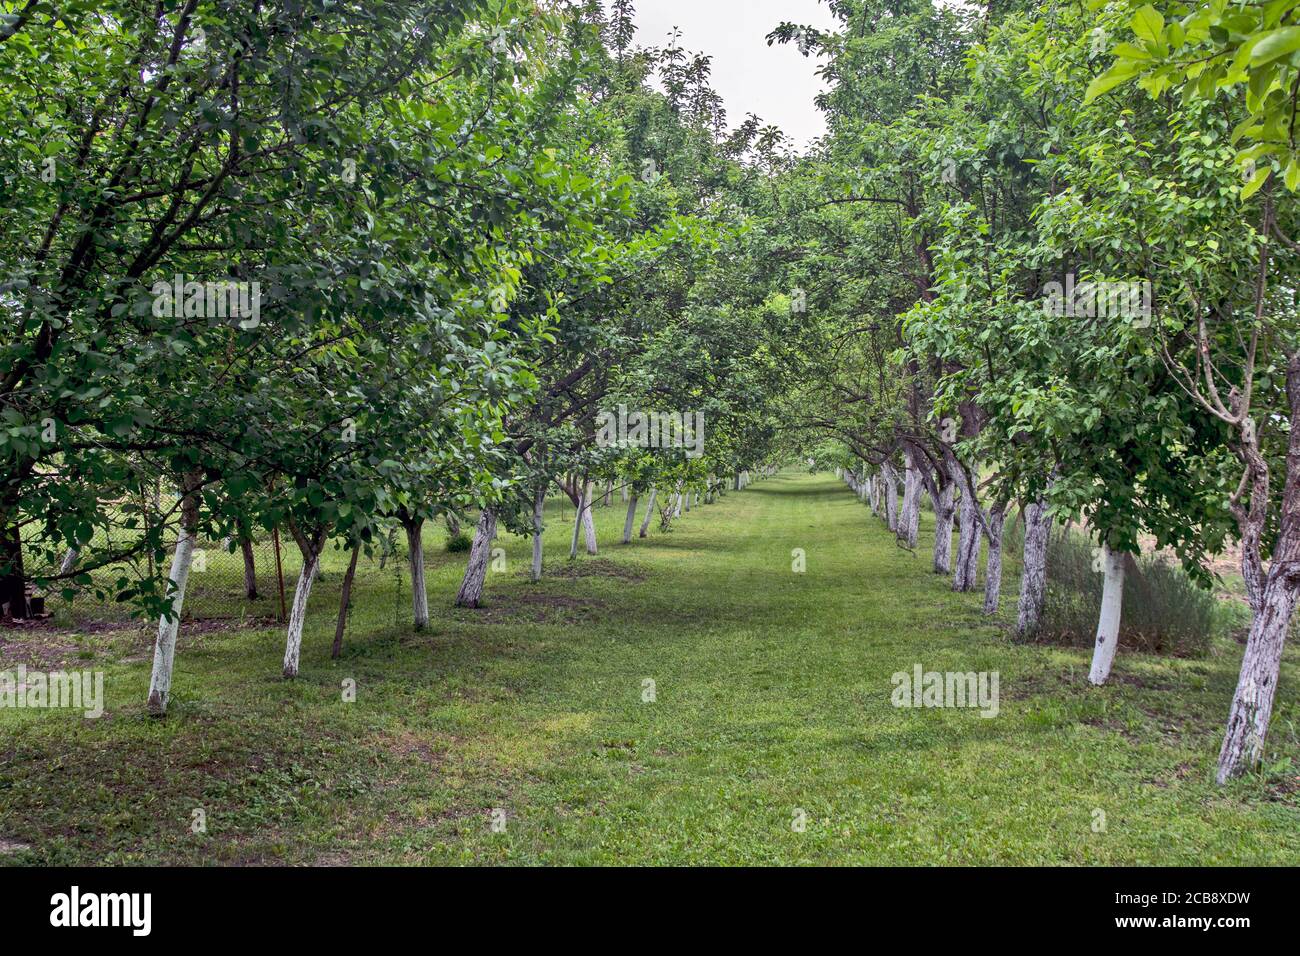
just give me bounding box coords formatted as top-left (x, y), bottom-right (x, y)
top-left (630, 0), bottom-right (839, 151)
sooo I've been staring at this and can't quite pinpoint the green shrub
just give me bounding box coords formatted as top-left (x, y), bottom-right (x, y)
top-left (1020, 530), bottom-right (1216, 658)
top-left (445, 532), bottom-right (472, 553)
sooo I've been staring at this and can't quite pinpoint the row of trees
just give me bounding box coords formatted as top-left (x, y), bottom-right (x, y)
top-left (0, 3), bottom-right (798, 712)
top-left (768, 0), bottom-right (1299, 784)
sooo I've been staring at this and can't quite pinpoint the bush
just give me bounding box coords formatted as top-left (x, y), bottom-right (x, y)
top-left (445, 532), bottom-right (472, 553)
top-left (1020, 530), bottom-right (1217, 658)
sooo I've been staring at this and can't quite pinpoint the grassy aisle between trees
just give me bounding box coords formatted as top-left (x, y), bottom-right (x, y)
top-left (1, 472), bottom-right (1297, 865)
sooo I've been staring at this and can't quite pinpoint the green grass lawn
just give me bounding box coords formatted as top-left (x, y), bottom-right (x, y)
top-left (1, 471), bottom-right (1297, 865)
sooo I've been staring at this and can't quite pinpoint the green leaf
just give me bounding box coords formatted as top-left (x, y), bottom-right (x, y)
top-left (1250, 27), bottom-right (1300, 66)
top-left (1241, 165), bottom-right (1272, 199)
top-left (1131, 5), bottom-right (1165, 45)
top-left (1085, 61), bottom-right (1144, 103)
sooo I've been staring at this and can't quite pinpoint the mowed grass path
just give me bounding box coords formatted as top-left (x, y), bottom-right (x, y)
top-left (2, 471), bottom-right (1297, 865)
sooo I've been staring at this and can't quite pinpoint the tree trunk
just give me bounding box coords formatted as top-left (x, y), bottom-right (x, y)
top-left (581, 480), bottom-right (598, 554)
top-left (456, 508), bottom-right (497, 608)
top-left (331, 543), bottom-right (361, 659)
top-left (0, 522), bottom-right (28, 618)
top-left (603, 480), bottom-right (613, 507)
top-left (1217, 570), bottom-right (1298, 782)
top-left (405, 517), bottom-right (428, 630)
top-left (639, 486), bottom-right (658, 538)
top-left (898, 450), bottom-right (921, 548)
top-left (1016, 497), bottom-right (1051, 639)
top-left (622, 483), bottom-right (630, 504)
top-left (59, 547), bottom-right (79, 576)
top-left (623, 493), bottom-right (639, 544)
top-left (932, 478), bottom-right (955, 574)
top-left (282, 530), bottom-right (326, 679)
top-left (445, 513), bottom-right (461, 537)
top-left (1087, 543), bottom-right (1126, 685)
top-left (953, 479), bottom-right (980, 592)
top-left (881, 462), bottom-right (900, 532)
top-left (530, 485), bottom-right (545, 582)
top-left (733, 473), bottom-right (741, 491)
top-left (239, 531), bottom-right (258, 600)
top-left (982, 505), bottom-right (1006, 614)
top-left (146, 479), bottom-right (201, 715)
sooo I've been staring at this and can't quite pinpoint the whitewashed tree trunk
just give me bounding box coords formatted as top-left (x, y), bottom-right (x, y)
top-left (622, 483), bottom-right (630, 504)
top-left (59, 547), bottom-right (79, 576)
top-left (456, 508), bottom-right (498, 608)
top-left (530, 486), bottom-right (545, 582)
top-left (982, 506), bottom-right (1005, 615)
top-left (146, 521), bottom-right (198, 715)
top-left (882, 463), bottom-right (899, 532)
top-left (1016, 497), bottom-right (1051, 639)
top-left (581, 480), bottom-right (598, 555)
top-left (603, 480), bottom-right (613, 507)
top-left (569, 492), bottom-right (582, 559)
top-left (683, 488), bottom-right (691, 513)
top-left (899, 449), bottom-right (921, 548)
top-left (639, 486), bottom-right (658, 538)
top-left (1087, 544), bottom-right (1127, 685)
top-left (932, 478), bottom-right (955, 575)
top-left (952, 469), bottom-right (981, 592)
top-left (282, 535), bottom-right (324, 679)
top-left (406, 519), bottom-right (428, 630)
top-left (623, 493), bottom-right (639, 544)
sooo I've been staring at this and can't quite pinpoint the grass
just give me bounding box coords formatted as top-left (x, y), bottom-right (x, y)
top-left (1, 471), bottom-right (1297, 865)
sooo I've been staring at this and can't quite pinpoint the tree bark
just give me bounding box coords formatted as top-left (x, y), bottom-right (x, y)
top-left (1217, 575), bottom-right (1297, 782)
top-left (146, 476), bottom-right (201, 715)
top-left (899, 449), bottom-right (921, 548)
top-left (530, 485), bottom-right (545, 582)
top-left (0, 522), bottom-right (28, 618)
top-left (331, 543), bottom-right (361, 659)
top-left (581, 480), bottom-right (598, 554)
top-left (881, 462), bottom-right (900, 532)
top-left (932, 476), bottom-right (955, 574)
top-left (639, 486), bottom-right (658, 538)
top-left (1087, 543), bottom-right (1126, 685)
top-left (282, 529), bottom-right (326, 679)
top-left (239, 529), bottom-right (258, 600)
top-left (982, 505), bottom-right (1006, 615)
top-left (623, 493), bottom-right (639, 544)
top-left (1016, 497), bottom-right (1051, 639)
top-left (952, 475), bottom-right (981, 592)
top-left (456, 507), bottom-right (497, 608)
top-left (405, 517), bottom-right (428, 630)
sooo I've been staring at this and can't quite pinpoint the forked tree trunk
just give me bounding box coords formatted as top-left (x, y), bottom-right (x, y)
top-left (146, 478), bottom-right (201, 715)
top-left (331, 543), bottom-right (360, 659)
top-left (282, 529), bottom-right (326, 679)
top-left (932, 478), bottom-right (955, 574)
top-left (1016, 497), bottom-right (1051, 639)
top-left (623, 493), bottom-right (639, 544)
top-left (639, 487), bottom-right (658, 538)
top-left (881, 462), bottom-right (899, 532)
top-left (1087, 543), bottom-right (1126, 685)
top-left (456, 508), bottom-right (497, 608)
top-left (405, 517), bottom-right (428, 630)
top-left (898, 450), bottom-right (921, 548)
top-left (982, 505), bottom-right (1006, 615)
top-left (530, 485), bottom-right (545, 582)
